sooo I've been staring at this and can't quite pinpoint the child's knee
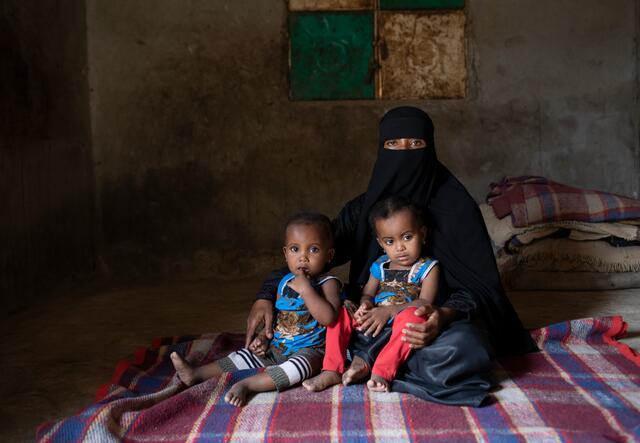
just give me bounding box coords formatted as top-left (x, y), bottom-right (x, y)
top-left (394, 307), bottom-right (426, 327)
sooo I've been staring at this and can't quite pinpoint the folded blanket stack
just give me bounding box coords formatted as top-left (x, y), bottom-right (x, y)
top-left (482, 176), bottom-right (640, 290)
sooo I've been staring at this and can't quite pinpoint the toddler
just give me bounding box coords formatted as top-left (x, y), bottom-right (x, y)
top-left (171, 212), bottom-right (342, 406)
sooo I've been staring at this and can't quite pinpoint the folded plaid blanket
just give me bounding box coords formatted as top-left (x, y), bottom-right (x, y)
top-left (487, 176), bottom-right (640, 227)
top-left (37, 317), bottom-right (640, 443)
top-left (480, 203), bottom-right (640, 249)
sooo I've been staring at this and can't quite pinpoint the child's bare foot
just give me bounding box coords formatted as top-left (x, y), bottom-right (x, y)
top-left (367, 374), bottom-right (390, 392)
top-left (342, 356), bottom-right (370, 386)
top-left (225, 380), bottom-right (251, 407)
top-left (170, 352), bottom-right (197, 386)
top-left (302, 371), bottom-right (342, 392)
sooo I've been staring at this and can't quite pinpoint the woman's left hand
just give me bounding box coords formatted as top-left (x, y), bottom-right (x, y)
top-left (401, 304), bottom-right (444, 349)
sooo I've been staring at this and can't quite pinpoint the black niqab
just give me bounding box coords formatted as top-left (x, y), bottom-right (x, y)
top-left (349, 107), bottom-right (439, 286)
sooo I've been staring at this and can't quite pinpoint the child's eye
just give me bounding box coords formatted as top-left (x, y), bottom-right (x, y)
top-left (290, 246), bottom-right (299, 253)
top-left (310, 246), bottom-right (320, 253)
top-left (384, 239), bottom-right (393, 245)
top-left (403, 234), bottom-right (413, 241)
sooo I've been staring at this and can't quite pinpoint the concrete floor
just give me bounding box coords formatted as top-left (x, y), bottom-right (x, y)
top-left (2, 276), bottom-right (639, 442)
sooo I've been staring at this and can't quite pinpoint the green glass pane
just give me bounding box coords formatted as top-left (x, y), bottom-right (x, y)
top-left (380, 0), bottom-right (464, 9)
top-left (290, 12), bottom-right (374, 100)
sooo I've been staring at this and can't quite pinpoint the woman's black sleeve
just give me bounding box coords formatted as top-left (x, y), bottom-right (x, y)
top-left (439, 270), bottom-right (477, 315)
top-left (254, 267), bottom-right (289, 301)
top-left (430, 186), bottom-right (537, 355)
top-left (429, 184), bottom-right (501, 317)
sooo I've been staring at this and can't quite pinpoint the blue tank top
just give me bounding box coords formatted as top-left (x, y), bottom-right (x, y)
top-left (369, 255), bottom-right (438, 306)
top-left (271, 273), bottom-right (342, 356)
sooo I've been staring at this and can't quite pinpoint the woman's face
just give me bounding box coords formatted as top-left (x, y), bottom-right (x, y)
top-left (383, 138), bottom-right (427, 150)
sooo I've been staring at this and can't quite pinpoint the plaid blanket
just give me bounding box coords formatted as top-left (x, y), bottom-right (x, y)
top-left (37, 317), bottom-right (640, 442)
top-left (487, 176), bottom-right (640, 227)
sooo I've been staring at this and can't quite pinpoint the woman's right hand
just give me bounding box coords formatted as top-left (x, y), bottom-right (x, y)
top-left (245, 299), bottom-right (275, 348)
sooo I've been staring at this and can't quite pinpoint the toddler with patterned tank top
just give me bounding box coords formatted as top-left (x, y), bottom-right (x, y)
top-left (170, 212), bottom-right (342, 407)
top-left (303, 195), bottom-right (439, 393)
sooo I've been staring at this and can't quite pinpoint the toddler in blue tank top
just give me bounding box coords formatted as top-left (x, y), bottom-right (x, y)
top-left (170, 212), bottom-right (342, 407)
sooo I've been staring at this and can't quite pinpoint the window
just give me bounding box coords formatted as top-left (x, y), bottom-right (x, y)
top-left (289, 0), bottom-right (466, 100)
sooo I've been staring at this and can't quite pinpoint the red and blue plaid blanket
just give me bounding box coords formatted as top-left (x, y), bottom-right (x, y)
top-left (37, 316), bottom-right (640, 442)
top-left (487, 176), bottom-right (640, 228)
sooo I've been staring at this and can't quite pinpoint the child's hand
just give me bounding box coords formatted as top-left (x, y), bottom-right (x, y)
top-left (248, 334), bottom-right (269, 357)
top-left (354, 300), bottom-right (374, 324)
top-left (287, 272), bottom-right (313, 294)
top-left (358, 306), bottom-right (392, 337)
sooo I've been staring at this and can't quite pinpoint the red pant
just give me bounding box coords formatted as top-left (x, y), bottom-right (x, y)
top-left (322, 306), bottom-right (427, 381)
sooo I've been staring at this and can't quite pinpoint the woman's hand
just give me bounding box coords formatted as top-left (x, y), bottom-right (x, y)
top-left (245, 299), bottom-right (275, 348)
top-left (401, 304), bottom-right (441, 349)
top-left (358, 306), bottom-right (392, 337)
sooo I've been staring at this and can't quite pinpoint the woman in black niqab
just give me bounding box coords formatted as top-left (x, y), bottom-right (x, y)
top-left (349, 107), bottom-right (438, 288)
top-left (249, 106), bottom-right (537, 406)
top-left (348, 106), bottom-right (536, 358)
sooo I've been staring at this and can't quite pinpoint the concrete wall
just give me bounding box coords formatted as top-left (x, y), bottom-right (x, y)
top-left (85, 0), bottom-right (639, 279)
top-left (0, 1), bottom-right (95, 316)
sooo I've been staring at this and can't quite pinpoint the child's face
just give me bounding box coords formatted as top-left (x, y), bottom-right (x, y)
top-left (375, 209), bottom-right (426, 267)
top-left (283, 223), bottom-right (334, 277)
